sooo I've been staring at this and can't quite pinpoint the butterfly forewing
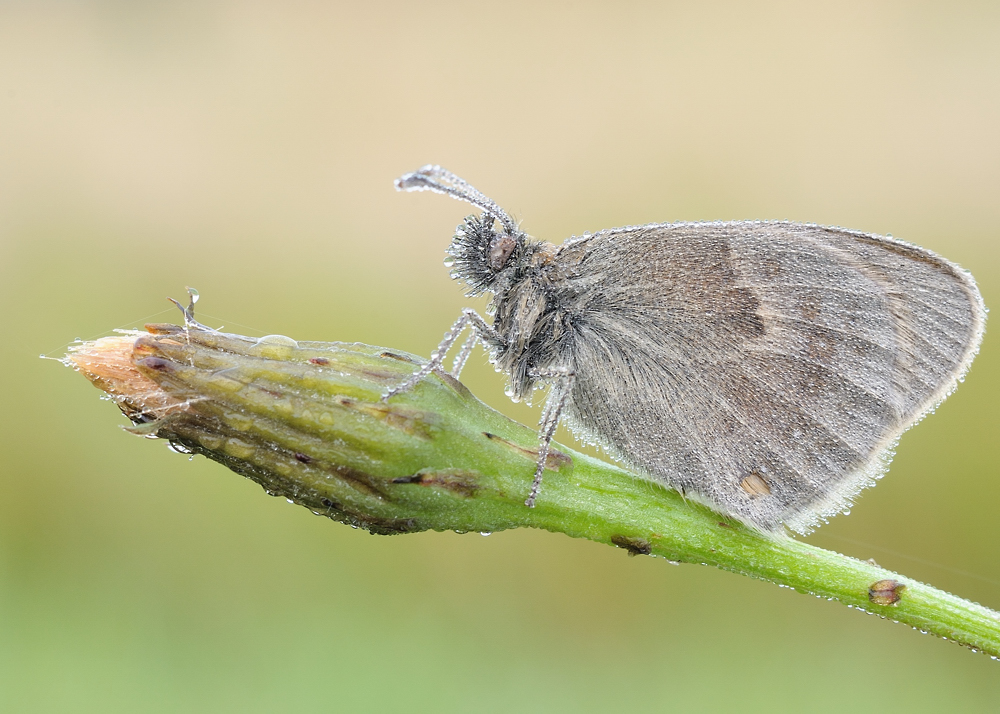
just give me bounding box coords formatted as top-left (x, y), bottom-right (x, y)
top-left (552, 222), bottom-right (984, 533)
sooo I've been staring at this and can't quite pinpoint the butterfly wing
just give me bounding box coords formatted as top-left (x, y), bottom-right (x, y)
top-left (549, 222), bottom-right (985, 533)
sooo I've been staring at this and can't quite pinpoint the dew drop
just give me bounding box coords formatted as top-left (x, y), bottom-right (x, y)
top-left (256, 334), bottom-right (298, 346)
top-left (251, 334), bottom-right (298, 359)
top-left (480, 532), bottom-right (492, 537)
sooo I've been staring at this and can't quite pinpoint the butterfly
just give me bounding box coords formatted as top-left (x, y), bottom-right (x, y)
top-left (385, 165), bottom-right (985, 534)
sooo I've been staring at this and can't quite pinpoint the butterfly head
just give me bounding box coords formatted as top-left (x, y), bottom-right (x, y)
top-left (446, 213), bottom-right (527, 296)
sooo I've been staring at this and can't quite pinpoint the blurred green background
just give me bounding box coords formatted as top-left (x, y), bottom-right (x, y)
top-left (2, 2), bottom-right (999, 711)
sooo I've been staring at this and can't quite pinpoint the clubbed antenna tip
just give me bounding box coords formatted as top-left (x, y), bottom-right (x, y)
top-left (394, 164), bottom-right (518, 237)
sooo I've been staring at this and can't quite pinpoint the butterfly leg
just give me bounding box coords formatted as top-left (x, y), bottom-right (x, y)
top-left (525, 368), bottom-right (576, 507)
top-left (382, 308), bottom-right (503, 401)
top-left (449, 329), bottom-right (479, 380)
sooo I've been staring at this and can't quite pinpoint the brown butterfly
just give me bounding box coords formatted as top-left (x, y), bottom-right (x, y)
top-left (385, 165), bottom-right (985, 534)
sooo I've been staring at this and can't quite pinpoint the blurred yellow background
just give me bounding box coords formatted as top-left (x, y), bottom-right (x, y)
top-left (2, 2), bottom-right (999, 711)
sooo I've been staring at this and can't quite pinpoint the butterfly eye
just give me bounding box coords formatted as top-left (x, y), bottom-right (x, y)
top-left (488, 234), bottom-right (517, 271)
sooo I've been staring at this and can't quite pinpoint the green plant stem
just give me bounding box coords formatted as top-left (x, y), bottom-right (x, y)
top-left (68, 323), bottom-right (1000, 657)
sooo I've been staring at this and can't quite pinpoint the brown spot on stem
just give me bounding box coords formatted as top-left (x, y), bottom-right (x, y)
top-left (392, 469), bottom-right (481, 497)
top-left (331, 464), bottom-right (391, 498)
top-left (482, 432), bottom-right (572, 470)
top-left (309, 357), bottom-right (330, 365)
top-left (868, 579), bottom-right (905, 606)
top-left (611, 535), bottom-right (652, 557)
top-left (294, 452), bottom-right (312, 464)
top-left (379, 351), bottom-right (417, 363)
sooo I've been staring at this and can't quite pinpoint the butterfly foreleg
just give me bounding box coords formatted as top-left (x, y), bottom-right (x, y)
top-left (382, 308), bottom-right (503, 402)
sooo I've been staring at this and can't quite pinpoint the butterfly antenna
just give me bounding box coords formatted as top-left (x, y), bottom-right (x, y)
top-left (395, 165), bottom-right (518, 237)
